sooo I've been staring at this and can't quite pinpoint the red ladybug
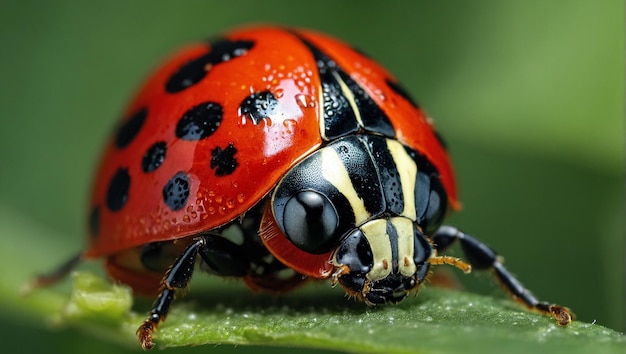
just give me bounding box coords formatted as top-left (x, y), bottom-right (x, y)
top-left (29, 26), bottom-right (573, 349)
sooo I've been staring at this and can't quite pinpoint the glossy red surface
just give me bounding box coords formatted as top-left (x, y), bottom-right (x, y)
top-left (85, 27), bottom-right (457, 267)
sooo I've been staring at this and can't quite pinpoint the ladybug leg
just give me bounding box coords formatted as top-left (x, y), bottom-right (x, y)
top-left (137, 288), bottom-right (175, 350)
top-left (431, 225), bottom-right (574, 326)
top-left (196, 233), bottom-right (250, 277)
top-left (198, 233), bottom-right (306, 293)
top-left (21, 253), bottom-right (82, 295)
top-left (137, 237), bottom-right (208, 350)
top-left (137, 234), bottom-right (254, 349)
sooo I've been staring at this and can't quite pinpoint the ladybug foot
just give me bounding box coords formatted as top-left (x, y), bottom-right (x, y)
top-left (137, 317), bottom-right (158, 350)
top-left (534, 301), bottom-right (574, 326)
top-left (548, 305), bottom-right (575, 326)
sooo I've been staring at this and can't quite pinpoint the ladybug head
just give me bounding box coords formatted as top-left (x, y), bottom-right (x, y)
top-left (331, 217), bottom-right (433, 305)
top-left (267, 135), bottom-right (448, 302)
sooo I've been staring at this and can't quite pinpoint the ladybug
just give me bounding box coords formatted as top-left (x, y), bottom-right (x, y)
top-left (28, 26), bottom-right (573, 349)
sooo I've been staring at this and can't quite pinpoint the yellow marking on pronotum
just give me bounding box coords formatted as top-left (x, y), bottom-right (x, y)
top-left (320, 147), bottom-right (370, 224)
top-left (386, 139), bottom-right (418, 220)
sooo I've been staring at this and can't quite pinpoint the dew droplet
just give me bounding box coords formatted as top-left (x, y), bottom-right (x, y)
top-left (295, 94), bottom-right (315, 109)
top-left (374, 89), bottom-right (385, 101)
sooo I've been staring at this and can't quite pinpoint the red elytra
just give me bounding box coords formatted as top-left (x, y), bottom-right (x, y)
top-left (85, 26), bottom-right (458, 276)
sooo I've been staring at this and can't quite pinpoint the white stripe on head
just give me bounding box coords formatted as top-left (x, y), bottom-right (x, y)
top-left (390, 217), bottom-right (417, 277)
top-left (360, 219), bottom-right (393, 281)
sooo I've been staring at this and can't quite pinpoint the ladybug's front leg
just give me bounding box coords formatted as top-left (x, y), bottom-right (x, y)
top-left (431, 225), bottom-right (574, 326)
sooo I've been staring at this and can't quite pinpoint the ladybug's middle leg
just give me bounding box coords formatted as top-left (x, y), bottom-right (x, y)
top-left (137, 235), bottom-right (249, 350)
top-left (431, 225), bottom-right (573, 326)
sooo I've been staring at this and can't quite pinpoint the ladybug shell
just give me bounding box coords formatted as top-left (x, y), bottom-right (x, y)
top-left (84, 26), bottom-right (458, 258)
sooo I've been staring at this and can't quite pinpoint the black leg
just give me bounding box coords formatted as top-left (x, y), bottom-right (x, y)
top-left (137, 288), bottom-right (175, 350)
top-left (431, 225), bottom-right (574, 326)
top-left (197, 234), bottom-right (250, 277)
top-left (136, 234), bottom-right (253, 350)
top-left (137, 238), bottom-right (202, 350)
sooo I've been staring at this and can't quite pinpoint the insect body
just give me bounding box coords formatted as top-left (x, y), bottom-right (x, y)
top-left (29, 26), bottom-right (573, 349)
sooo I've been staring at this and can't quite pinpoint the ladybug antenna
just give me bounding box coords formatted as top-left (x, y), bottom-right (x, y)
top-left (429, 255), bottom-right (472, 274)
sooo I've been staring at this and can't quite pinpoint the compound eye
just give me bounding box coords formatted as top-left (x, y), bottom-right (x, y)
top-left (282, 190), bottom-right (339, 254)
top-left (421, 178), bottom-right (448, 235)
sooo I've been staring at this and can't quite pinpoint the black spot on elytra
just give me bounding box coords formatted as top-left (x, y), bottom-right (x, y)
top-left (210, 143), bottom-right (238, 176)
top-left (239, 90), bottom-right (278, 124)
top-left (166, 56), bottom-right (209, 94)
top-left (386, 78), bottom-right (419, 108)
top-left (106, 168), bottom-right (131, 211)
top-left (115, 107), bottom-right (147, 149)
top-left (176, 102), bottom-right (223, 140)
top-left (166, 39), bottom-right (255, 93)
top-left (162, 172), bottom-right (190, 211)
top-left (89, 206), bottom-right (100, 237)
top-left (142, 141), bottom-right (167, 173)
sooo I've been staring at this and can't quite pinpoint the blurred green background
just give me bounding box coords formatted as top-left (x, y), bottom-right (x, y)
top-left (0, 0), bottom-right (623, 353)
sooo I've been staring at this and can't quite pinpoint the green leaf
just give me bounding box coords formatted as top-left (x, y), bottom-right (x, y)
top-left (21, 271), bottom-right (625, 354)
top-left (3, 198), bottom-right (624, 354)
